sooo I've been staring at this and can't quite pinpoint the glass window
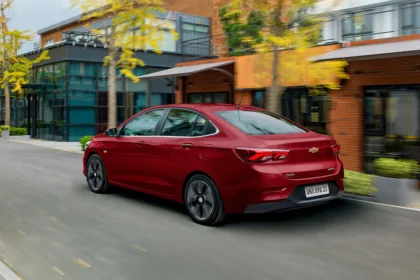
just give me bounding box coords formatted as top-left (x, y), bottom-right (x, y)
top-left (402, 2), bottom-right (420, 35)
top-left (189, 93), bottom-right (228, 104)
top-left (146, 30), bottom-right (176, 52)
top-left (122, 109), bottom-right (165, 136)
top-left (161, 109), bottom-right (198, 136)
top-left (216, 110), bottom-right (307, 135)
top-left (252, 91), bottom-right (265, 108)
top-left (342, 11), bottom-right (373, 41)
top-left (195, 25), bottom-right (209, 33)
top-left (191, 116), bottom-right (206, 137)
top-left (281, 88), bottom-right (328, 135)
top-left (182, 23), bottom-right (195, 31)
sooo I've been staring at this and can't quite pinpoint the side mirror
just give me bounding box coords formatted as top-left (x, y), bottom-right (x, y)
top-left (105, 128), bottom-right (118, 137)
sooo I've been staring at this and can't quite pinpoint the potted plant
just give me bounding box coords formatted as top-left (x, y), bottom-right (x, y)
top-left (373, 158), bottom-right (420, 207)
top-left (0, 125), bottom-right (10, 139)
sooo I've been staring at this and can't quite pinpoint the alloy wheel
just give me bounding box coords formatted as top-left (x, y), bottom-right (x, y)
top-left (186, 180), bottom-right (215, 221)
top-left (87, 158), bottom-right (103, 191)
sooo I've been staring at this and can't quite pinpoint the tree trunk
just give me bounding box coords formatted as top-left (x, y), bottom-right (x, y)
top-left (265, 48), bottom-right (284, 114)
top-left (108, 54), bottom-right (117, 128)
top-left (107, 22), bottom-right (117, 129)
top-left (4, 81), bottom-right (10, 126)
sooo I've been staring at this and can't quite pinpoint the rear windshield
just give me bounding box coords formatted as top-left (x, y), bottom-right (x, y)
top-left (215, 110), bottom-right (307, 135)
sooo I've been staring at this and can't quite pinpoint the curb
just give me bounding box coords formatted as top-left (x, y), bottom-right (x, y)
top-left (2, 139), bottom-right (84, 155)
top-left (0, 260), bottom-right (22, 280)
top-left (343, 193), bottom-right (379, 202)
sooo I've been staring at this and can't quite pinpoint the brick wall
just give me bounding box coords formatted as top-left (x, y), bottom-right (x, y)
top-left (329, 55), bottom-right (420, 171)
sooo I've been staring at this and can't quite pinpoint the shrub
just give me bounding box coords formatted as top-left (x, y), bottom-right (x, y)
top-left (80, 135), bottom-right (93, 151)
top-left (10, 127), bottom-right (28, 136)
top-left (373, 158), bottom-right (420, 179)
top-left (0, 125), bottom-right (10, 131)
top-left (344, 170), bottom-right (377, 196)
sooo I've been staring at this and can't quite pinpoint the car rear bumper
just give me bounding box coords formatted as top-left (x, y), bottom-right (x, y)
top-left (243, 182), bottom-right (344, 214)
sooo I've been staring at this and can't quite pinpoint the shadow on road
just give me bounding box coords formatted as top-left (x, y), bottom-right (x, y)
top-left (105, 186), bottom-right (367, 230)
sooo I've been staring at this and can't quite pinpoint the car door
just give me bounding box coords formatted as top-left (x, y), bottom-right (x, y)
top-left (147, 109), bottom-right (205, 196)
top-left (104, 109), bottom-right (166, 190)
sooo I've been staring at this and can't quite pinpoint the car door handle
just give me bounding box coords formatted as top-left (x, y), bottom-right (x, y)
top-left (181, 143), bottom-right (193, 149)
top-left (137, 141), bottom-right (145, 147)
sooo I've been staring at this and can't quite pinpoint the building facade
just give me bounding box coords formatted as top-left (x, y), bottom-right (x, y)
top-left (139, 0), bottom-right (420, 173)
top-left (0, 10), bottom-right (213, 142)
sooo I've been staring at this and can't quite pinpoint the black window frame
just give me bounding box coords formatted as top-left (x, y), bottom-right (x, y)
top-left (155, 108), bottom-right (218, 137)
top-left (119, 108), bottom-right (166, 136)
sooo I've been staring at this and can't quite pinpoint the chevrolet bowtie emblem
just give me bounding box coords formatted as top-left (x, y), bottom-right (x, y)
top-left (309, 147), bottom-right (319, 154)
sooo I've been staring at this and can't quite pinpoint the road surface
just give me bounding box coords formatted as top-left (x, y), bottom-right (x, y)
top-left (0, 141), bottom-right (419, 280)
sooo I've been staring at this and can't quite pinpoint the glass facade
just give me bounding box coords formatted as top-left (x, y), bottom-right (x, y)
top-left (364, 86), bottom-right (420, 173)
top-left (250, 88), bottom-right (329, 135)
top-left (0, 61), bottom-right (174, 142)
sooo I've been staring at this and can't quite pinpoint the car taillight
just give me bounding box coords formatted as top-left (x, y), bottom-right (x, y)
top-left (233, 147), bottom-right (289, 163)
top-left (331, 144), bottom-right (341, 155)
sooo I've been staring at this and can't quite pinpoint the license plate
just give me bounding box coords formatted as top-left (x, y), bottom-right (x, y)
top-left (305, 184), bottom-right (329, 198)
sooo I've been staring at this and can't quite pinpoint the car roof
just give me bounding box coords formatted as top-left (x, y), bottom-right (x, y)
top-left (151, 103), bottom-right (264, 113)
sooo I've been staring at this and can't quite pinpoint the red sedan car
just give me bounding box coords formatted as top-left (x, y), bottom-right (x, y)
top-left (83, 104), bottom-right (344, 226)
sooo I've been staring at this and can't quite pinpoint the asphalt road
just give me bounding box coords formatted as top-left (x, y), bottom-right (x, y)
top-left (0, 141), bottom-right (419, 280)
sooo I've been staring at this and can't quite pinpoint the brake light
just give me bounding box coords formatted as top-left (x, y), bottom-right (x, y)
top-left (331, 144), bottom-right (341, 155)
top-left (233, 147), bottom-right (289, 163)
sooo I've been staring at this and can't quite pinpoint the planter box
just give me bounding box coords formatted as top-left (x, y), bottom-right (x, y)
top-left (9, 135), bottom-right (30, 141)
top-left (374, 176), bottom-right (418, 207)
top-left (1, 130), bottom-right (10, 139)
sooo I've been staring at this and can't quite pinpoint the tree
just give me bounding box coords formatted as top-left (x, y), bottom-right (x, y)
top-left (221, 0), bottom-right (348, 113)
top-left (219, 7), bottom-right (264, 56)
top-left (0, 0), bottom-right (50, 126)
top-left (71, 0), bottom-right (178, 128)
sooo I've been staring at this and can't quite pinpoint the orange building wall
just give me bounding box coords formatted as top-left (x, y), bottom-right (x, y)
top-left (235, 44), bottom-right (342, 89)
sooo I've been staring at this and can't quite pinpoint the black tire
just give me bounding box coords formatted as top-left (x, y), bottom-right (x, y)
top-left (184, 174), bottom-right (226, 226)
top-left (86, 154), bottom-right (111, 194)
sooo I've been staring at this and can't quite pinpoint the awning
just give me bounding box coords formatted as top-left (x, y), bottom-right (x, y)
top-left (311, 39), bottom-right (420, 62)
top-left (138, 60), bottom-right (234, 80)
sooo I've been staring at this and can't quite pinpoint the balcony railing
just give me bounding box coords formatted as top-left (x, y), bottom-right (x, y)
top-left (63, 31), bottom-right (106, 48)
top-left (320, 1), bottom-right (420, 44)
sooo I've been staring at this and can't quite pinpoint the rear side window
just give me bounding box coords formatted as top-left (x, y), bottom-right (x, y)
top-left (215, 110), bottom-right (306, 135)
top-left (162, 109), bottom-right (198, 136)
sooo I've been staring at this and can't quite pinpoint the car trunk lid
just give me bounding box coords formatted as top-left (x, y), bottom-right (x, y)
top-left (248, 132), bottom-right (339, 179)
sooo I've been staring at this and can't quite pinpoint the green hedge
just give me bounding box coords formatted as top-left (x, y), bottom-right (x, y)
top-left (80, 135), bottom-right (93, 151)
top-left (373, 158), bottom-right (420, 179)
top-left (344, 170), bottom-right (377, 197)
top-left (10, 127), bottom-right (28, 136)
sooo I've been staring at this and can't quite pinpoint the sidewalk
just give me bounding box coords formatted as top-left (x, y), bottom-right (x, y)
top-left (3, 139), bottom-right (83, 155)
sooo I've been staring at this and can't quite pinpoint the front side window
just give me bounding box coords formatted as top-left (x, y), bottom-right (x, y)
top-left (121, 109), bottom-right (165, 136)
top-left (161, 109), bottom-right (199, 136)
top-left (216, 110), bottom-right (306, 135)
